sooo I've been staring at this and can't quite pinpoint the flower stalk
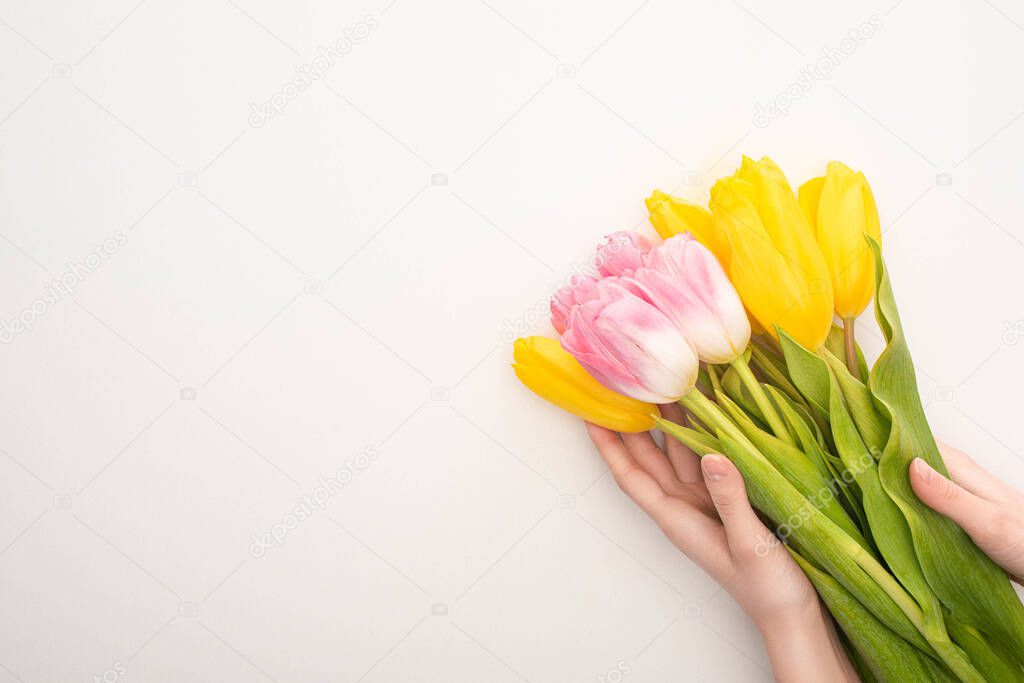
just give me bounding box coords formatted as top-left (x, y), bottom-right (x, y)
top-left (728, 355), bottom-right (795, 446)
top-left (843, 317), bottom-right (860, 381)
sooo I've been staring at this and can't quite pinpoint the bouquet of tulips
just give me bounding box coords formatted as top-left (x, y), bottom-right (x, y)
top-left (513, 156), bottom-right (1024, 682)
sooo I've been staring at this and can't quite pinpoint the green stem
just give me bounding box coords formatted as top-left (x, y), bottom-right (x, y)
top-left (653, 417), bottom-right (719, 455)
top-left (678, 389), bottom-right (770, 466)
top-left (842, 317), bottom-right (861, 381)
top-left (851, 545), bottom-right (987, 682)
top-left (848, 545), bottom-right (924, 628)
top-left (749, 345), bottom-right (804, 405)
top-left (729, 356), bottom-right (796, 447)
top-left (705, 364), bottom-right (723, 395)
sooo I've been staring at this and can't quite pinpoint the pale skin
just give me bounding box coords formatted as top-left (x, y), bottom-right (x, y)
top-left (909, 446), bottom-right (1024, 585)
top-left (587, 405), bottom-right (1024, 682)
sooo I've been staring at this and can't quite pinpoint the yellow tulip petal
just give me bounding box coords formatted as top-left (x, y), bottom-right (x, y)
top-left (736, 155), bottom-right (757, 183)
top-left (512, 337), bottom-right (657, 432)
top-left (814, 162), bottom-right (882, 319)
top-left (645, 190), bottom-right (730, 270)
top-left (645, 190), bottom-right (707, 239)
top-left (710, 159), bottom-right (834, 349)
top-left (798, 175), bottom-right (825, 227)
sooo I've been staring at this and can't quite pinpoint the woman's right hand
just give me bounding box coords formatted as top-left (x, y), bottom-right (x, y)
top-left (910, 445), bottom-right (1024, 583)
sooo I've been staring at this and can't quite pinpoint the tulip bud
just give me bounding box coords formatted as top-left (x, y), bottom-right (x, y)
top-left (595, 231), bottom-right (651, 277)
top-left (631, 234), bottom-right (750, 364)
top-left (799, 161), bottom-right (881, 320)
top-left (561, 279), bottom-right (699, 403)
top-left (710, 156), bottom-right (834, 349)
top-left (512, 336), bottom-right (657, 432)
top-left (549, 275), bottom-right (599, 335)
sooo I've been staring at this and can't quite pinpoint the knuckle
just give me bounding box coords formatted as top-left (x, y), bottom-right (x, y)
top-left (611, 464), bottom-right (634, 491)
top-left (663, 478), bottom-right (688, 497)
top-left (710, 491), bottom-right (737, 510)
top-left (622, 465), bottom-right (645, 486)
top-left (936, 477), bottom-right (961, 504)
top-left (997, 531), bottom-right (1024, 564)
top-left (978, 510), bottom-right (1014, 544)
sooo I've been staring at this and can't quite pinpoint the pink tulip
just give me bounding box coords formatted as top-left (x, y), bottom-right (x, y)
top-left (595, 231), bottom-right (652, 277)
top-left (630, 234), bottom-right (750, 364)
top-left (561, 278), bottom-right (699, 403)
top-left (550, 275), bottom-right (599, 335)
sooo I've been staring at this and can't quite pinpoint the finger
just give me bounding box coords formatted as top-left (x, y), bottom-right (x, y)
top-left (622, 431), bottom-right (685, 494)
top-left (939, 444), bottom-right (1018, 504)
top-left (701, 454), bottom-right (769, 561)
top-left (910, 458), bottom-right (999, 539)
top-left (658, 403), bottom-right (702, 484)
top-left (587, 423), bottom-right (728, 571)
top-left (587, 423), bottom-right (670, 519)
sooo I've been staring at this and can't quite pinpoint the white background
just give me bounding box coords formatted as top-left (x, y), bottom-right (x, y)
top-left (1, 0), bottom-right (1023, 681)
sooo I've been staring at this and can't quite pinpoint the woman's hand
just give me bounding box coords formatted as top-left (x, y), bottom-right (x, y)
top-left (586, 404), bottom-right (857, 682)
top-left (910, 445), bottom-right (1024, 583)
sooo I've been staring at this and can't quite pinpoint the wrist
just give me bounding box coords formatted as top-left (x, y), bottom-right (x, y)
top-left (756, 602), bottom-right (856, 683)
top-left (754, 599), bottom-right (826, 637)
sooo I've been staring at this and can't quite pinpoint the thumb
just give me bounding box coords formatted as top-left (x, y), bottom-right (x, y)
top-left (910, 457), bottom-right (995, 540)
top-left (702, 455), bottom-right (770, 559)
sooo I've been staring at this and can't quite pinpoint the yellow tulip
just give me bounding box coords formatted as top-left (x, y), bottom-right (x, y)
top-left (512, 336), bottom-right (657, 432)
top-left (645, 189), bottom-right (730, 270)
top-left (710, 156), bottom-right (834, 349)
top-left (799, 162), bottom-right (881, 320)
top-left (644, 189), bottom-right (770, 333)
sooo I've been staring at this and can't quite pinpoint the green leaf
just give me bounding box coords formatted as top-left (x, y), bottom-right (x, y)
top-left (714, 391), bottom-right (868, 549)
top-left (688, 418), bottom-right (715, 439)
top-left (720, 365), bottom-right (764, 424)
top-left (789, 550), bottom-right (957, 683)
top-left (767, 386), bottom-right (843, 477)
top-left (867, 236), bottom-right (1024, 665)
top-left (770, 384), bottom-right (869, 535)
top-left (655, 418), bottom-right (721, 456)
top-left (778, 328), bottom-right (830, 414)
top-left (838, 630), bottom-right (880, 683)
top-left (819, 347), bottom-right (890, 458)
top-left (944, 616), bottom-right (1023, 683)
top-left (827, 368), bottom-right (981, 680)
top-left (750, 344), bottom-right (805, 405)
top-left (826, 323), bottom-right (870, 381)
top-left (696, 366), bottom-right (713, 395)
top-left (776, 328), bottom-right (840, 452)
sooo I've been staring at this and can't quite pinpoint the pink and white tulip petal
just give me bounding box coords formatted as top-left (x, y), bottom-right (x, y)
top-left (595, 231), bottom-right (653, 278)
top-left (560, 279), bottom-right (698, 403)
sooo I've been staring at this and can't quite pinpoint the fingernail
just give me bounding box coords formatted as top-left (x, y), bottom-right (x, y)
top-left (702, 455), bottom-right (726, 482)
top-left (913, 457), bottom-right (934, 483)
